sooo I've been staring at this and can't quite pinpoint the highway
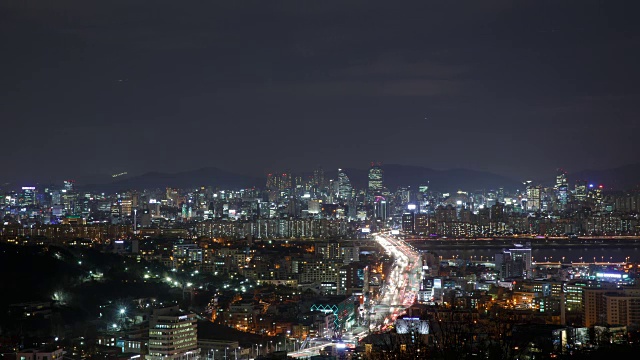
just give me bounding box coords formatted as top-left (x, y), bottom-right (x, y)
top-left (288, 343), bottom-right (334, 358)
top-left (372, 233), bottom-right (422, 329)
top-left (288, 232), bottom-right (422, 358)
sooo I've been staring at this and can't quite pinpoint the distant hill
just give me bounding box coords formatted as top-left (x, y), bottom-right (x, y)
top-left (81, 167), bottom-right (262, 192)
top-left (328, 164), bottom-right (521, 192)
top-left (569, 163), bottom-right (640, 190)
top-left (76, 163), bottom-right (640, 193)
top-left (83, 164), bottom-right (520, 193)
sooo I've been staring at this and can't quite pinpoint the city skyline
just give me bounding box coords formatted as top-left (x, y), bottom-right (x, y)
top-left (4, 2), bottom-right (640, 359)
top-left (3, 160), bottom-right (638, 238)
top-left (2, 1), bottom-right (639, 182)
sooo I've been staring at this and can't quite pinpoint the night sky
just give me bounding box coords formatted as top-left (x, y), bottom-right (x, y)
top-left (2, 1), bottom-right (639, 183)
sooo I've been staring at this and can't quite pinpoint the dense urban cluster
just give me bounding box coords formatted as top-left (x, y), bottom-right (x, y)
top-left (2, 164), bottom-right (640, 360)
top-left (4, 0), bottom-right (638, 359)
top-left (3, 167), bottom-right (640, 244)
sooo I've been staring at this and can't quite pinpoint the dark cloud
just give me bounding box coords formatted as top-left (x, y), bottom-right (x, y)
top-left (1, 0), bottom-right (639, 183)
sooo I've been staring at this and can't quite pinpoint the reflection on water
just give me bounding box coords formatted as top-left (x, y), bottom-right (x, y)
top-left (430, 247), bottom-right (640, 263)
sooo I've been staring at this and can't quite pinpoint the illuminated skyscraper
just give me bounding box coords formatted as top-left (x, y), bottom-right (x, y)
top-left (555, 169), bottom-right (568, 188)
top-left (374, 196), bottom-right (388, 220)
top-left (266, 172), bottom-right (292, 191)
top-left (20, 187), bottom-right (36, 205)
top-left (337, 169), bottom-right (352, 201)
top-left (497, 187), bottom-right (505, 203)
top-left (525, 182), bottom-right (541, 211)
top-left (280, 171), bottom-right (292, 190)
top-left (110, 203), bottom-right (122, 224)
top-left (313, 166), bottom-right (325, 189)
top-left (51, 190), bottom-right (61, 206)
top-left (556, 169), bottom-right (569, 209)
top-left (593, 184), bottom-right (604, 209)
top-left (418, 183), bottom-right (430, 212)
top-left (368, 163), bottom-right (383, 197)
top-left (266, 173), bottom-right (277, 190)
top-left (557, 185), bottom-right (568, 209)
top-left (64, 180), bottom-right (74, 191)
top-left (575, 180), bottom-right (587, 201)
top-left (402, 211), bottom-right (415, 233)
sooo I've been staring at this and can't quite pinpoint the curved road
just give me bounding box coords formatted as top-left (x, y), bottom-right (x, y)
top-left (373, 233), bottom-right (422, 327)
top-left (289, 232), bottom-right (422, 358)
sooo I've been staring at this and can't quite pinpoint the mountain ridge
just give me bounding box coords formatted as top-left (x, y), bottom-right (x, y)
top-left (79, 164), bottom-right (522, 193)
top-left (568, 163), bottom-right (640, 190)
top-left (80, 167), bottom-right (262, 192)
top-left (12, 163), bottom-right (640, 193)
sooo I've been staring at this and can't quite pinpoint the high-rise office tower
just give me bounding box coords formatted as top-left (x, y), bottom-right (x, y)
top-left (148, 306), bottom-right (199, 360)
top-left (555, 169), bottom-right (568, 188)
top-left (64, 180), bottom-right (74, 191)
top-left (575, 180), bottom-right (587, 202)
top-left (593, 185), bottom-right (604, 209)
top-left (110, 203), bottom-right (122, 224)
top-left (61, 189), bottom-right (77, 215)
top-left (20, 186), bottom-right (36, 205)
top-left (402, 211), bottom-right (415, 233)
top-left (120, 197), bottom-right (133, 217)
top-left (266, 173), bottom-right (277, 190)
top-left (280, 171), bottom-right (292, 190)
top-left (374, 196), bottom-right (388, 220)
top-left (557, 185), bottom-right (568, 209)
top-left (490, 202), bottom-right (505, 223)
top-left (525, 182), bottom-right (541, 211)
top-left (368, 163), bottom-right (383, 197)
top-left (51, 190), bottom-right (61, 206)
top-left (418, 183), bottom-right (429, 212)
top-left (497, 187), bottom-right (505, 203)
top-left (266, 172), bottom-right (292, 191)
top-left (313, 167), bottom-right (325, 189)
top-left (398, 186), bottom-right (411, 205)
top-left (555, 169), bottom-right (569, 209)
top-left (337, 169), bottom-right (352, 201)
